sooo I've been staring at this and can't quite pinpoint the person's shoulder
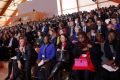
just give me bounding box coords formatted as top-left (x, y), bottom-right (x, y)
top-left (49, 43), bottom-right (55, 47)
top-left (27, 44), bottom-right (34, 49)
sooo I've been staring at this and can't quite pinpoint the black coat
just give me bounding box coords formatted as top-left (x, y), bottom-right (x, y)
top-left (104, 40), bottom-right (120, 67)
top-left (96, 25), bottom-right (107, 39)
top-left (17, 44), bottom-right (38, 65)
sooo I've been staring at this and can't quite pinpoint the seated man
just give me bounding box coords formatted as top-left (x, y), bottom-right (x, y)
top-left (6, 37), bottom-right (37, 80)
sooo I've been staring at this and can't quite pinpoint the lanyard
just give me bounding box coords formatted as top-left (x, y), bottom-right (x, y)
top-left (42, 44), bottom-right (49, 60)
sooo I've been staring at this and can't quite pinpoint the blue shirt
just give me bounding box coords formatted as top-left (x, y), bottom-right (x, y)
top-left (38, 43), bottom-right (56, 60)
top-left (116, 24), bottom-right (120, 38)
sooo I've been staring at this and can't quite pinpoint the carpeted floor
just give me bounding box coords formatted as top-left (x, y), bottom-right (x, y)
top-left (0, 61), bottom-right (8, 80)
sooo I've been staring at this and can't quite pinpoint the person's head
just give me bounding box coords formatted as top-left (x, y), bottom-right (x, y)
top-left (97, 20), bottom-right (102, 26)
top-left (19, 37), bottom-right (28, 47)
top-left (111, 18), bottom-right (117, 25)
top-left (90, 28), bottom-right (96, 34)
top-left (49, 29), bottom-right (53, 36)
top-left (75, 26), bottom-right (80, 33)
top-left (43, 35), bottom-right (50, 44)
top-left (60, 34), bottom-right (67, 43)
top-left (78, 32), bottom-right (89, 43)
top-left (42, 22), bottom-right (46, 26)
top-left (9, 33), bottom-right (14, 38)
top-left (49, 28), bottom-right (56, 36)
top-left (69, 21), bottom-right (74, 27)
top-left (81, 21), bottom-right (86, 27)
top-left (59, 29), bottom-right (65, 35)
top-left (75, 18), bottom-right (79, 24)
top-left (37, 31), bottom-right (42, 37)
top-left (107, 31), bottom-right (117, 42)
top-left (59, 22), bottom-right (64, 29)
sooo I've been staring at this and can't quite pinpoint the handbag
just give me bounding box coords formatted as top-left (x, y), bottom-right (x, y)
top-left (72, 51), bottom-right (95, 72)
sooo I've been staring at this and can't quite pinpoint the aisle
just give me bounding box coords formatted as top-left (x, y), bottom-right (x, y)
top-left (0, 61), bottom-right (8, 80)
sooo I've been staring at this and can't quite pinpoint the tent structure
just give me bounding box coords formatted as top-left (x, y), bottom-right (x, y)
top-left (0, 0), bottom-right (26, 26)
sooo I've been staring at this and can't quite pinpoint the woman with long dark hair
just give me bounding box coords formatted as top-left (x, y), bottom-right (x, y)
top-left (101, 30), bottom-right (120, 80)
top-left (49, 34), bottom-right (72, 80)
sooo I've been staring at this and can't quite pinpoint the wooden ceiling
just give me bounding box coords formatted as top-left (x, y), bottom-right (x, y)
top-left (0, 0), bottom-right (26, 27)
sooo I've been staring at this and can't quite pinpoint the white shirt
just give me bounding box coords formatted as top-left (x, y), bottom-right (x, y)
top-left (8, 38), bottom-right (13, 47)
top-left (42, 26), bottom-right (45, 32)
top-left (83, 26), bottom-right (86, 32)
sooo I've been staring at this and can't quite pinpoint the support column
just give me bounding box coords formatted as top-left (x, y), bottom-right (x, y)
top-left (76, 0), bottom-right (79, 12)
top-left (96, 0), bottom-right (99, 9)
top-left (60, 0), bottom-right (63, 15)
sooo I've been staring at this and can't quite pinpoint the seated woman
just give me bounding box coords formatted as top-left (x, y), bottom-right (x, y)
top-left (7, 37), bottom-right (37, 80)
top-left (49, 28), bottom-right (57, 46)
top-left (71, 32), bottom-right (102, 80)
top-left (36, 35), bottom-right (56, 80)
top-left (49, 34), bottom-right (72, 80)
top-left (101, 30), bottom-right (120, 80)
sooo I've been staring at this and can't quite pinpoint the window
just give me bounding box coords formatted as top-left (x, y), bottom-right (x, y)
top-left (27, 0), bottom-right (32, 1)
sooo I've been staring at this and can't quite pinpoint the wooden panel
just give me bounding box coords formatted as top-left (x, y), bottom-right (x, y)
top-left (112, 0), bottom-right (120, 3)
top-left (0, 0), bottom-right (12, 16)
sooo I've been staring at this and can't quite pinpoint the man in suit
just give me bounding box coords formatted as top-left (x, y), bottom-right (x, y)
top-left (41, 22), bottom-right (49, 36)
top-left (7, 37), bottom-right (37, 80)
top-left (68, 20), bottom-right (75, 37)
top-left (5, 33), bottom-right (19, 80)
top-left (96, 19), bottom-right (107, 39)
top-left (81, 21), bottom-right (90, 33)
top-left (8, 33), bottom-right (19, 57)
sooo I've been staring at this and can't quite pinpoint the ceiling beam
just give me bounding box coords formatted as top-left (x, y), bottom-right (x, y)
top-left (0, 0), bottom-right (12, 16)
top-left (76, 0), bottom-right (79, 12)
top-left (4, 0), bottom-right (27, 26)
top-left (4, 9), bottom-right (18, 25)
top-left (60, 0), bottom-right (63, 15)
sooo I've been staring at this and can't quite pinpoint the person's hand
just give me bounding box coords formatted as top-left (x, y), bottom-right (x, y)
top-left (82, 47), bottom-right (88, 51)
top-left (44, 60), bottom-right (49, 63)
top-left (15, 48), bottom-right (20, 53)
top-left (17, 61), bottom-right (22, 70)
top-left (106, 60), bottom-right (114, 66)
top-left (111, 63), bottom-right (117, 69)
top-left (72, 40), bottom-right (78, 44)
top-left (87, 44), bottom-right (92, 48)
top-left (57, 49), bottom-right (61, 51)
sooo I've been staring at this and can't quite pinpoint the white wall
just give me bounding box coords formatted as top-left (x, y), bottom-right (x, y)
top-left (18, 0), bottom-right (119, 16)
top-left (18, 0), bottom-right (58, 17)
top-left (57, 0), bottom-right (119, 15)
